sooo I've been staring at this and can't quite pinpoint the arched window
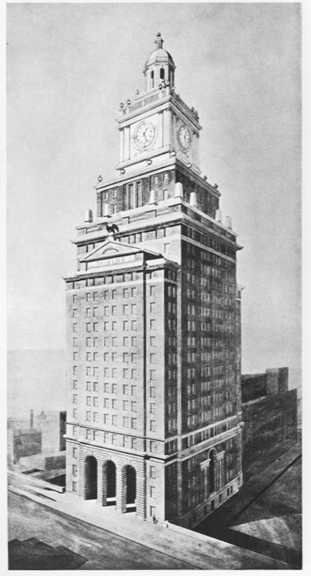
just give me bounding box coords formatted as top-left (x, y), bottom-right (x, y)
top-left (150, 70), bottom-right (154, 89)
top-left (160, 68), bottom-right (165, 81)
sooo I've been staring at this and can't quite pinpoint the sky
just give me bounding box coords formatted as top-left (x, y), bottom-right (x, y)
top-left (7, 3), bottom-right (301, 389)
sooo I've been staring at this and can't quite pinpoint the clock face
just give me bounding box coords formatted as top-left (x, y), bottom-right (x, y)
top-left (133, 121), bottom-right (156, 151)
top-left (178, 124), bottom-right (192, 153)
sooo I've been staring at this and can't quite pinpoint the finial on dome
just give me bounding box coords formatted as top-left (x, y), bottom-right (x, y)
top-left (155, 32), bottom-right (164, 49)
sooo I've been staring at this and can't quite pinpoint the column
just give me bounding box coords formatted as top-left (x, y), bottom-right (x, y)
top-left (200, 458), bottom-right (210, 500)
top-left (78, 453), bottom-right (85, 500)
top-left (216, 452), bottom-right (225, 491)
top-left (116, 465), bottom-right (126, 514)
top-left (97, 461), bottom-right (107, 506)
top-left (136, 474), bottom-right (146, 520)
top-left (120, 129), bottom-right (124, 162)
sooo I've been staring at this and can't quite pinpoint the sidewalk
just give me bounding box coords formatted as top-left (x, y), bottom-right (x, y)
top-left (8, 473), bottom-right (294, 570)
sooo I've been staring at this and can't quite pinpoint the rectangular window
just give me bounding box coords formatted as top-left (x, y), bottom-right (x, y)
top-left (150, 370), bottom-right (156, 381)
top-left (131, 438), bottom-right (137, 450)
top-left (86, 411), bottom-right (91, 421)
top-left (73, 294), bottom-right (77, 303)
top-left (123, 400), bottom-right (128, 410)
top-left (103, 414), bottom-right (109, 424)
top-left (150, 486), bottom-right (156, 497)
top-left (86, 352), bottom-right (91, 361)
top-left (112, 399), bottom-right (117, 409)
top-left (72, 309), bottom-right (77, 318)
top-left (112, 415), bottom-right (117, 426)
top-left (150, 441), bottom-right (156, 453)
top-left (112, 383), bottom-right (117, 393)
top-left (73, 394), bottom-right (78, 404)
top-left (86, 292), bottom-right (91, 301)
top-left (131, 304), bottom-right (136, 315)
top-left (131, 418), bottom-right (137, 429)
top-left (131, 401), bottom-right (137, 412)
top-left (72, 481), bottom-right (77, 493)
top-left (104, 398), bottom-right (109, 408)
top-left (93, 322), bottom-right (98, 332)
top-left (104, 383), bottom-right (109, 393)
top-left (150, 466), bottom-right (156, 478)
top-left (131, 336), bottom-right (137, 347)
top-left (150, 353), bottom-right (156, 364)
top-left (73, 366), bottom-right (78, 375)
top-left (123, 416), bottom-right (129, 427)
top-left (123, 288), bottom-right (129, 298)
top-left (86, 337), bottom-right (91, 347)
top-left (73, 426), bottom-right (78, 437)
top-left (86, 308), bottom-right (91, 317)
top-left (150, 420), bottom-right (156, 432)
top-left (123, 368), bottom-right (129, 379)
top-left (131, 287), bottom-right (137, 297)
top-left (112, 306), bottom-right (117, 316)
top-left (72, 408), bottom-right (77, 418)
top-left (131, 320), bottom-right (137, 330)
top-left (73, 447), bottom-right (77, 458)
top-left (150, 302), bottom-right (155, 313)
top-left (150, 286), bottom-right (155, 296)
top-left (123, 304), bottom-right (129, 315)
top-left (131, 385), bottom-right (137, 396)
top-left (123, 321), bottom-right (128, 331)
top-left (123, 384), bottom-right (128, 395)
top-left (86, 396), bottom-right (91, 406)
top-left (93, 396), bottom-right (98, 407)
top-left (150, 319), bottom-right (155, 330)
top-left (112, 337), bottom-right (117, 346)
top-left (150, 403), bottom-right (156, 414)
top-left (123, 336), bottom-right (129, 346)
top-left (73, 380), bottom-right (78, 390)
top-left (112, 290), bottom-right (117, 299)
top-left (131, 369), bottom-right (137, 380)
top-left (150, 387), bottom-right (156, 398)
top-left (131, 353), bottom-right (137, 363)
top-left (93, 412), bottom-right (98, 423)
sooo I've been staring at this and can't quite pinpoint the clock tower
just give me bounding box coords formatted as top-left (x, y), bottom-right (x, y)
top-left (65, 33), bottom-right (243, 529)
top-left (117, 33), bottom-right (201, 177)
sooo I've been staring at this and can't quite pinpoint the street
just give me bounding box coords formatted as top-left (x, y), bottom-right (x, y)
top-left (8, 492), bottom-right (195, 570)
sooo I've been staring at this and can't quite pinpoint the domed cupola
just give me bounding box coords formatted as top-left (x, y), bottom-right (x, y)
top-left (144, 33), bottom-right (176, 91)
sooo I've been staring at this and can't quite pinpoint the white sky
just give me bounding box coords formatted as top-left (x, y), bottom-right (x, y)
top-left (7, 3), bottom-right (301, 388)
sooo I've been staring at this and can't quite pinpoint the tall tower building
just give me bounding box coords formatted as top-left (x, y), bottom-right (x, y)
top-left (64, 33), bottom-right (243, 528)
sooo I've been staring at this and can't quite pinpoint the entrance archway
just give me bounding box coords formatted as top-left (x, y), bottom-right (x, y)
top-left (84, 455), bottom-right (98, 500)
top-left (125, 465), bottom-right (136, 510)
top-left (106, 460), bottom-right (116, 506)
top-left (209, 450), bottom-right (216, 494)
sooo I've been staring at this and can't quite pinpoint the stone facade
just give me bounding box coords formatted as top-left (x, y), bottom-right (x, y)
top-left (64, 34), bottom-right (243, 527)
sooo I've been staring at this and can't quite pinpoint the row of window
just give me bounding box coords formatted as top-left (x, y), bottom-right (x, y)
top-left (71, 426), bottom-right (158, 453)
top-left (182, 226), bottom-right (236, 259)
top-left (73, 366), bottom-right (157, 380)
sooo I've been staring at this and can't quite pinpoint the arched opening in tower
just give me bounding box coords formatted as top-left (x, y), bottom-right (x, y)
top-left (84, 455), bottom-right (98, 500)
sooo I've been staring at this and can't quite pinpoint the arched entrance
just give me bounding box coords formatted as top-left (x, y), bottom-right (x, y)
top-left (209, 450), bottom-right (216, 494)
top-left (84, 455), bottom-right (98, 500)
top-left (106, 460), bottom-right (116, 506)
top-left (125, 465), bottom-right (136, 511)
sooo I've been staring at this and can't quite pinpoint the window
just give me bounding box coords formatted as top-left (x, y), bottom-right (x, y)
top-left (150, 387), bottom-right (156, 398)
top-left (86, 308), bottom-right (91, 318)
top-left (93, 382), bottom-right (98, 392)
top-left (112, 290), bottom-right (117, 299)
top-left (86, 352), bottom-right (91, 361)
top-left (86, 396), bottom-right (91, 406)
top-left (86, 381), bottom-right (91, 391)
top-left (123, 321), bottom-right (128, 331)
top-left (93, 322), bottom-right (98, 332)
top-left (73, 366), bottom-right (78, 375)
top-left (150, 486), bottom-right (156, 497)
top-left (112, 399), bottom-right (117, 409)
top-left (112, 321), bottom-right (117, 331)
top-left (112, 415), bottom-right (117, 426)
top-left (72, 309), bottom-right (77, 318)
top-left (73, 394), bottom-right (78, 404)
top-left (73, 426), bottom-right (78, 437)
top-left (123, 304), bottom-right (128, 315)
top-left (93, 307), bottom-right (98, 317)
top-left (123, 385), bottom-right (128, 395)
top-left (150, 302), bottom-right (155, 313)
top-left (104, 432), bottom-right (109, 443)
top-left (131, 287), bottom-right (137, 297)
top-left (150, 286), bottom-right (155, 296)
top-left (131, 336), bottom-right (137, 347)
top-left (123, 416), bottom-right (129, 427)
top-left (112, 306), bottom-right (117, 316)
top-left (150, 441), bottom-right (156, 453)
top-left (123, 368), bottom-right (129, 379)
top-left (73, 380), bottom-right (78, 390)
top-left (93, 412), bottom-right (98, 423)
top-left (131, 353), bottom-right (137, 363)
top-left (112, 337), bottom-right (117, 346)
top-left (104, 383), bottom-right (109, 393)
top-left (150, 370), bottom-right (156, 381)
top-left (73, 337), bottom-right (78, 347)
top-left (150, 319), bottom-right (155, 330)
top-left (73, 408), bottom-right (77, 418)
top-left (93, 397), bottom-right (98, 407)
top-left (123, 400), bottom-right (128, 410)
top-left (86, 411), bottom-right (91, 421)
top-left (104, 368), bottom-right (109, 377)
top-left (131, 438), bottom-right (137, 450)
top-left (150, 466), bottom-right (156, 478)
top-left (104, 398), bottom-right (109, 408)
top-left (104, 322), bottom-right (109, 331)
top-left (86, 337), bottom-right (91, 347)
top-left (131, 418), bottom-right (137, 429)
top-left (72, 481), bottom-right (77, 493)
top-left (131, 320), bottom-right (137, 330)
top-left (112, 383), bottom-right (117, 394)
top-left (131, 401), bottom-right (137, 412)
top-left (73, 294), bottom-right (77, 303)
top-left (131, 304), bottom-right (136, 315)
top-left (104, 414), bottom-right (109, 424)
top-left (123, 288), bottom-right (129, 298)
top-left (131, 369), bottom-right (137, 379)
top-left (150, 336), bottom-right (156, 346)
top-left (150, 403), bottom-right (156, 414)
top-left (123, 336), bottom-right (129, 346)
top-left (93, 430), bottom-right (98, 441)
top-left (150, 420), bottom-right (156, 432)
top-left (131, 385), bottom-right (137, 396)
top-left (73, 447), bottom-right (77, 458)
top-left (123, 352), bottom-right (129, 363)
top-left (150, 353), bottom-right (156, 364)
